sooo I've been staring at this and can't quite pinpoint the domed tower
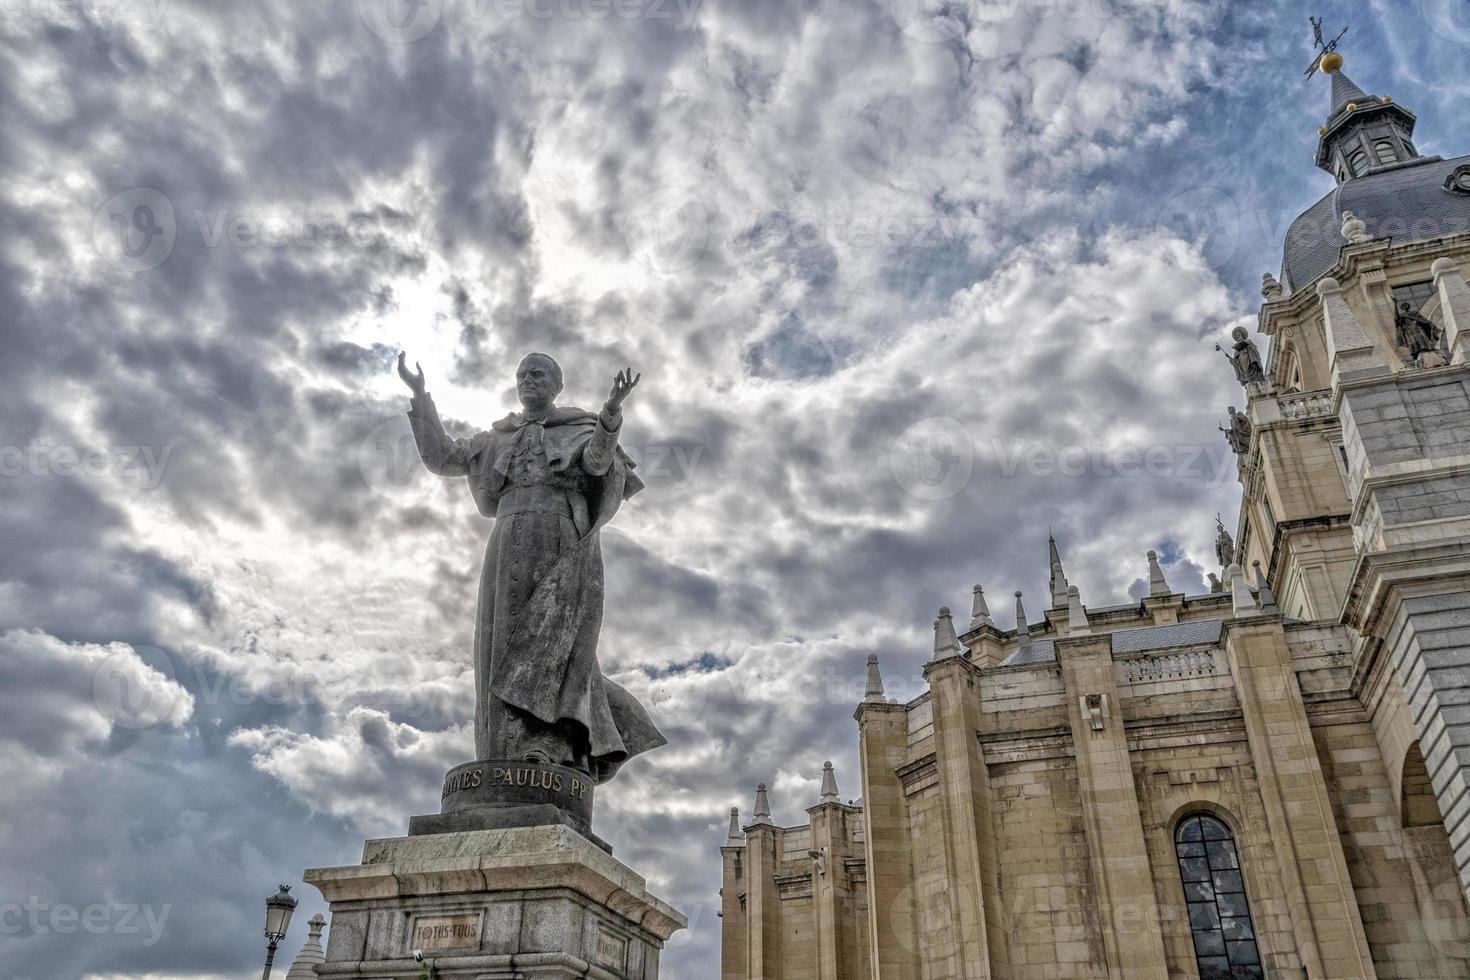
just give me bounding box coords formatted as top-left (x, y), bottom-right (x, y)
top-left (1245, 42), bottom-right (1470, 909)
top-left (1280, 51), bottom-right (1470, 294)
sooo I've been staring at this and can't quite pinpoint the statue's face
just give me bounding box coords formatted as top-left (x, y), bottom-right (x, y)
top-left (1232, 326), bottom-right (1249, 342)
top-left (517, 356), bottom-right (561, 411)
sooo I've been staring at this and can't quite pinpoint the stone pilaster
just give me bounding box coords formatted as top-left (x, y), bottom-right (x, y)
top-left (1434, 258), bottom-right (1470, 364)
top-left (922, 654), bottom-right (1007, 979)
top-left (720, 839), bottom-right (748, 980)
top-left (854, 700), bottom-right (919, 979)
top-left (743, 823), bottom-right (782, 980)
top-left (1319, 276), bottom-right (1388, 387)
top-left (1222, 618), bottom-right (1376, 979)
top-left (807, 799), bottom-right (862, 980)
top-left (1054, 633), bottom-right (1170, 979)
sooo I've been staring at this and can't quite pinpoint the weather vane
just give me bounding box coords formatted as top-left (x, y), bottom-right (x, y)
top-left (1304, 16), bottom-right (1349, 78)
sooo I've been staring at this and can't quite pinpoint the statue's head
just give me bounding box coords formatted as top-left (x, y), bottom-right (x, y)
top-left (517, 353), bottom-right (563, 412)
top-left (1231, 326), bottom-right (1249, 343)
top-left (1400, 301), bottom-right (1414, 313)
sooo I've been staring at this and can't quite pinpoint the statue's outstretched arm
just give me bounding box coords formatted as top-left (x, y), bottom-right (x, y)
top-left (400, 351), bottom-right (477, 477)
top-left (584, 367), bottom-right (639, 477)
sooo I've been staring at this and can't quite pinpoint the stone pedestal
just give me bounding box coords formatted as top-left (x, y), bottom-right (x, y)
top-left (409, 760), bottom-right (609, 852)
top-left (305, 825), bottom-right (686, 979)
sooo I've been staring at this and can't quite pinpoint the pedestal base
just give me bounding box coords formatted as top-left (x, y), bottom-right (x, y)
top-left (411, 760), bottom-right (609, 851)
top-left (304, 825), bottom-right (685, 979)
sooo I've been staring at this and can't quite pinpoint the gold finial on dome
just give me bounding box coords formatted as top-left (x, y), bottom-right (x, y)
top-left (1320, 50), bottom-right (1344, 74)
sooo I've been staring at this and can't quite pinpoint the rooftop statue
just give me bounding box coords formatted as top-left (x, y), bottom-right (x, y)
top-left (1214, 514), bottom-right (1236, 569)
top-left (1220, 405), bottom-right (1251, 456)
top-left (1216, 326), bottom-right (1267, 386)
top-left (1395, 300), bottom-right (1447, 366)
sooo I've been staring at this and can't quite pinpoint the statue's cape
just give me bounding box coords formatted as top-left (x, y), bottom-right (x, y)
top-left (465, 407), bottom-right (644, 528)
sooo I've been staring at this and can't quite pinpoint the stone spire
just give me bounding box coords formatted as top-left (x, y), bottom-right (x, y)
top-left (1014, 591), bottom-right (1031, 647)
top-left (1147, 550), bottom-right (1171, 596)
top-left (1048, 532), bottom-right (1070, 608)
top-left (932, 606), bottom-right (966, 659)
top-left (1253, 560), bottom-right (1278, 614)
top-left (1314, 50), bottom-right (1423, 182)
top-left (1066, 585), bottom-right (1090, 636)
top-left (819, 761), bottom-right (840, 804)
top-left (727, 806), bottom-right (745, 845)
top-left (969, 584), bottom-right (994, 629)
top-left (285, 913), bottom-right (326, 980)
top-left (752, 783), bottom-right (772, 825)
top-left (863, 653), bottom-right (885, 703)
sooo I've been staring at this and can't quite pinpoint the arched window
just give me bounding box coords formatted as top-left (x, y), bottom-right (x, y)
top-left (1374, 139), bottom-right (1398, 165)
top-left (1347, 148), bottom-right (1369, 177)
top-left (1175, 814), bottom-right (1263, 979)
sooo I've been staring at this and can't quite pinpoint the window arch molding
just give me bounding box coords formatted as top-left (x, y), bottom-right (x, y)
top-left (1172, 807), bottom-right (1266, 980)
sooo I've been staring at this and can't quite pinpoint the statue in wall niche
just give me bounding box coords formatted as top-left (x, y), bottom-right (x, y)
top-left (1216, 325), bottom-right (1267, 386)
top-left (396, 351), bottom-right (665, 791)
top-left (1395, 300), bottom-right (1448, 367)
top-left (1220, 406), bottom-right (1252, 456)
top-left (1214, 514), bottom-right (1236, 569)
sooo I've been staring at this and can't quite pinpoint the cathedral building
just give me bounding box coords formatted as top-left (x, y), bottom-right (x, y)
top-left (719, 49), bottom-right (1470, 980)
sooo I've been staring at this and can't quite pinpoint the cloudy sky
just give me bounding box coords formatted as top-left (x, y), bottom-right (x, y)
top-left (3, 0), bottom-right (1470, 976)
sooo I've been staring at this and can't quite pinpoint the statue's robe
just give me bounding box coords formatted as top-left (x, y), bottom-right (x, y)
top-left (407, 392), bottom-right (664, 783)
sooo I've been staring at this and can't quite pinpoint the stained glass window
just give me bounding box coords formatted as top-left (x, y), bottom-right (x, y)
top-left (1175, 814), bottom-right (1263, 980)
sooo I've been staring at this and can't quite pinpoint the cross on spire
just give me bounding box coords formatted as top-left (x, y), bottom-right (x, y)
top-left (1304, 16), bottom-right (1349, 78)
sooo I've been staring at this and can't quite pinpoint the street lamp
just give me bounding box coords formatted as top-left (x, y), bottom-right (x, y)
top-left (261, 883), bottom-right (299, 980)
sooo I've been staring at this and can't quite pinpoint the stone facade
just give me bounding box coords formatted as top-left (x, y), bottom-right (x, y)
top-left (720, 57), bottom-right (1470, 980)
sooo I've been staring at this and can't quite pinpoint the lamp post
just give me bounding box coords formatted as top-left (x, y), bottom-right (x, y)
top-left (261, 883), bottom-right (298, 980)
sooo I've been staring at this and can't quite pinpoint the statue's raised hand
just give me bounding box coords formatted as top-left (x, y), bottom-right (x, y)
top-left (605, 367), bottom-right (641, 413)
top-left (397, 351), bottom-right (426, 398)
